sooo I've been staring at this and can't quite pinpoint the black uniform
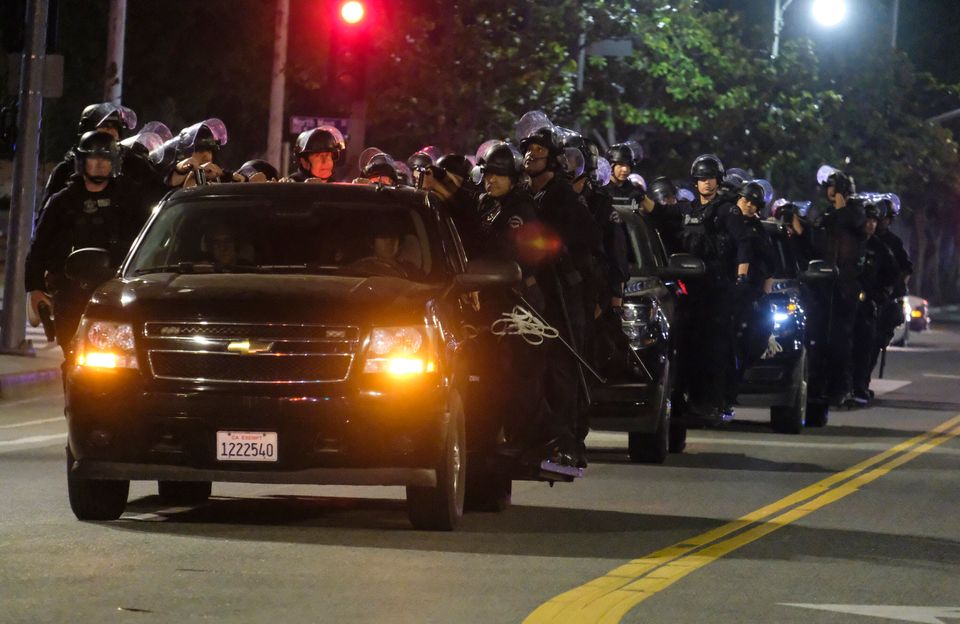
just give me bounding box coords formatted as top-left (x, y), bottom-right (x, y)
top-left (25, 175), bottom-right (150, 352)
top-left (607, 179), bottom-right (645, 214)
top-left (530, 174), bottom-right (599, 444)
top-left (852, 235), bottom-right (899, 397)
top-left (813, 202), bottom-right (867, 403)
top-left (869, 227), bottom-right (912, 375)
top-left (729, 214), bottom-right (778, 377)
top-left (680, 193), bottom-right (739, 415)
top-left (40, 147), bottom-right (165, 225)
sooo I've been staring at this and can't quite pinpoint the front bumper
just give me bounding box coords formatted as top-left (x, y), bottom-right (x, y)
top-left (65, 366), bottom-right (449, 484)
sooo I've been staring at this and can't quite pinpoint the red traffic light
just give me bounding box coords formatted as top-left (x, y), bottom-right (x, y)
top-left (340, 1), bottom-right (365, 25)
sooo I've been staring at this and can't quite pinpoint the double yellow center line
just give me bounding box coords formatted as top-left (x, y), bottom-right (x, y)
top-left (525, 414), bottom-right (960, 624)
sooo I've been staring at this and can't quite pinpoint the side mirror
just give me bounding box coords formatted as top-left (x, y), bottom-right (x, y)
top-left (65, 248), bottom-right (115, 289)
top-left (656, 253), bottom-right (706, 280)
top-left (800, 259), bottom-right (837, 283)
top-left (453, 258), bottom-right (522, 292)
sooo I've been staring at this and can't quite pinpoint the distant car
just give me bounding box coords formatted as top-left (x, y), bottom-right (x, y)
top-left (908, 295), bottom-right (930, 332)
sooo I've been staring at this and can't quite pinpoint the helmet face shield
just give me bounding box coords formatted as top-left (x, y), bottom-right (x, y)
top-left (295, 125), bottom-right (345, 161)
top-left (74, 131), bottom-right (122, 178)
top-left (564, 147), bottom-right (586, 180)
top-left (515, 110), bottom-right (555, 144)
top-left (178, 118), bottom-right (228, 156)
top-left (121, 131), bottom-right (166, 162)
top-left (816, 164), bottom-right (839, 186)
top-left (592, 157), bottom-right (612, 187)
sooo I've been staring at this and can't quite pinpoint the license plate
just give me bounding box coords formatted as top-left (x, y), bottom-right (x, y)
top-left (216, 431), bottom-right (278, 462)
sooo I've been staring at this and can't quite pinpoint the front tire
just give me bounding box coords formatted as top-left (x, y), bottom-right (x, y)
top-left (628, 375), bottom-right (671, 464)
top-left (66, 448), bottom-right (128, 521)
top-left (771, 351), bottom-right (808, 434)
top-left (407, 391), bottom-right (466, 531)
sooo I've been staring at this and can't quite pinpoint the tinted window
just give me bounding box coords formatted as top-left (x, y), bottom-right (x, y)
top-left (126, 198), bottom-right (445, 282)
top-left (624, 215), bottom-right (661, 273)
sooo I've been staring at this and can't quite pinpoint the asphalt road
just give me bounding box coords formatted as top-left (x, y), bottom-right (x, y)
top-left (2, 327), bottom-right (958, 624)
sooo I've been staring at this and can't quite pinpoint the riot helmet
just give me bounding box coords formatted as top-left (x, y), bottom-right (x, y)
top-left (77, 102), bottom-right (137, 138)
top-left (738, 181), bottom-right (766, 212)
top-left (817, 164), bottom-right (854, 197)
top-left (516, 110), bottom-right (562, 172)
top-left (863, 201), bottom-right (883, 221)
top-left (479, 142), bottom-right (524, 181)
top-left (437, 154), bottom-right (473, 180)
top-left (360, 148), bottom-right (399, 185)
top-left (74, 131), bottom-right (122, 181)
top-left (560, 130), bottom-right (599, 174)
top-left (293, 126), bottom-right (346, 163)
top-left (591, 156), bottom-right (612, 187)
top-left (649, 177), bottom-right (678, 205)
top-left (238, 159), bottom-right (279, 182)
top-left (690, 153), bottom-right (724, 181)
top-left (607, 144), bottom-right (635, 167)
top-left (176, 118), bottom-right (228, 159)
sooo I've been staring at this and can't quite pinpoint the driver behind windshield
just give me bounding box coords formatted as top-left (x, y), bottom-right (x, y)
top-left (346, 219), bottom-right (422, 279)
top-left (202, 223), bottom-right (253, 267)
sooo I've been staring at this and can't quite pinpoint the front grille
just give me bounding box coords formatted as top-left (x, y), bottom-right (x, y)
top-left (144, 322), bottom-right (360, 384)
top-left (144, 322), bottom-right (359, 342)
top-left (149, 352), bottom-right (352, 383)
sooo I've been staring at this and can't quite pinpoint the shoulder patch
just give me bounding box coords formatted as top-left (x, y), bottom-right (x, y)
top-left (508, 215), bottom-right (524, 229)
top-left (609, 210), bottom-right (623, 223)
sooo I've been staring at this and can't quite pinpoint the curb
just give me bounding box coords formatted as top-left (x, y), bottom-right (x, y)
top-left (0, 367), bottom-right (62, 400)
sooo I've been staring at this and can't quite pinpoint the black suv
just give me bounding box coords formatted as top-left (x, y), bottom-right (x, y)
top-left (588, 209), bottom-right (704, 462)
top-left (63, 183), bottom-right (572, 531)
top-left (736, 221), bottom-right (834, 432)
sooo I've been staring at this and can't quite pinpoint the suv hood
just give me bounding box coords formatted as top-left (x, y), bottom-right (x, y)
top-left (88, 273), bottom-right (439, 325)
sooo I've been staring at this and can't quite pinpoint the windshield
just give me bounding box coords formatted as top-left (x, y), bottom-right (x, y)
top-left (126, 198), bottom-right (444, 282)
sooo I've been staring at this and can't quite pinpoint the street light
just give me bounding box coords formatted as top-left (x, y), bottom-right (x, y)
top-left (811, 0), bottom-right (848, 27)
top-left (772, 0), bottom-right (849, 59)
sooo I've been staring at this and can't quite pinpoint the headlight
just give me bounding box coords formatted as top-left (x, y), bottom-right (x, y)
top-left (770, 302), bottom-right (798, 333)
top-left (621, 302), bottom-right (656, 348)
top-left (362, 326), bottom-right (436, 376)
top-left (76, 319), bottom-right (139, 369)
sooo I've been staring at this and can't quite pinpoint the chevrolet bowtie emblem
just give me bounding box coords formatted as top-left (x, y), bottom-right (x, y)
top-left (226, 340), bottom-right (274, 355)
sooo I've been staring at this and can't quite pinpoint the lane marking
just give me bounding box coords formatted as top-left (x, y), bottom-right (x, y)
top-left (782, 604), bottom-right (960, 623)
top-left (0, 394), bottom-right (62, 411)
top-left (923, 373), bottom-right (960, 380)
top-left (525, 414), bottom-right (960, 624)
top-left (0, 417), bottom-right (63, 430)
top-left (0, 432), bottom-right (66, 449)
top-left (869, 379), bottom-right (911, 395)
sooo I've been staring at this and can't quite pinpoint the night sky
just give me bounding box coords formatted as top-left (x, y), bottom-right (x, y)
top-left (706, 0), bottom-right (960, 85)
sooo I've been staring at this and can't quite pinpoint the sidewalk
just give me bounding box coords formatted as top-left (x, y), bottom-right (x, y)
top-left (0, 338), bottom-right (62, 399)
top-left (0, 283), bottom-right (64, 398)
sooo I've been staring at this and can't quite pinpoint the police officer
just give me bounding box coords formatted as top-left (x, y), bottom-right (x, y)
top-left (518, 111), bottom-right (599, 464)
top-left (730, 182), bottom-right (778, 379)
top-left (814, 168), bottom-right (866, 406)
top-left (167, 119), bottom-right (237, 187)
top-left (40, 103), bottom-right (144, 212)
top-left (25, 132), bottom-right (150, 358)
top-left (771, 199), bottom-right (817, 270)
top-left (359, 150), bottom-right (400, 185)
top-left (867, 194), bottom-right (910, 393)
top-left (287, 125), bottom-right (347, 183)
top-left (851, 201), bottom-right (899, 405)
top-left (642, 176), bottom-right (690, 255)
top-left (606, 143), bottom-right (645, 213)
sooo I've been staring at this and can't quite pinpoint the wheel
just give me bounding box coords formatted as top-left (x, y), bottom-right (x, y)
top-left (66, 448), bottom-right (129, 521)
top-left (628, 400), bottom-right (670, 464)
top-left (158, 481), bottom-right (212, 505)
top-left (464, 463), bottom-right (512, 512)
top-left (806, 401), bottom-right (829, 427)
top-left (771, 351), bottom-right (808, 434)
top-left (407, 391), bottom-right (466, 531)
top-left (668, 424), bottom-right (687, 454)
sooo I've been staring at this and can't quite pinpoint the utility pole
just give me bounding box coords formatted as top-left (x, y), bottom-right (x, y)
top-left (266, 0), bottom-right (289, 169)
top-left (890, 0), bottom-right (899, 49)
top-left (1, 0), bottom-right (49, 355)
top-left (104, 0), bottom-right (126, 103)
top-left (771, 0), bottom-right (794, 60)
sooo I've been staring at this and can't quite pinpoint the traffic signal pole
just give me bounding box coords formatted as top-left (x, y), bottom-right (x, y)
top-left (266, 0), bottom-right (290, 170)
top-left (1, 0), bottom-right (49, 355)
